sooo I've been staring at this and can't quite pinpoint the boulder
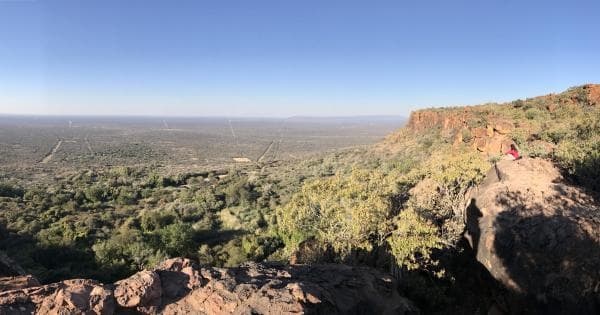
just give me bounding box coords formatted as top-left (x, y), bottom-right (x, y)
top-left (473, 138), bottom-right (487, 152)
top-left (486, 125), bottom-right (494, 137)
top-left (545, 103), bottom-right (557, 112)
top-left (494, 121), bottom-right (513, 135)
top-left (465, 158), bottom-right (600, 313)
top-left (472, 127), bottom-right (488, 138)
top-left (114, 270), bottom-right (161, 309)
top-left (583, 84), bottom-right (600, 106)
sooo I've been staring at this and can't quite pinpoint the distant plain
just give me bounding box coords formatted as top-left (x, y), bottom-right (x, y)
top-left (0, 115), bottom-right (405, 175)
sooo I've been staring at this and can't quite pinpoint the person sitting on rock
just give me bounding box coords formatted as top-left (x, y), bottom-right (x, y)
top-left (504, 144), bottom-right (519, 160)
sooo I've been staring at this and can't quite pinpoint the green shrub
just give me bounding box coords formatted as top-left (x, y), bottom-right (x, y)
top-left (0, 182), bottom-right (24, 198)
top-left (140, 210), bottom-right (176, 232)
top-left (525, 108), bottom-right (541, 120)
top-left (526, 142), bottom-right (550, 158)
top-left (84, 185), bottom-right (108, 203)
top-left (223, 178), bottom-right (259, 207)
top-left (155, 222), bottom-right (195, 257)
top-left (277, 168), bottom-right (401, 259)
top-left (241, 234), bottom-right (283, 261)
top-left (93, 226), bottom-right (166, 276)
top-left (554, 137), bottom-right (600, 192)
top-left (461, 129), bottom-right (473, 143)
top-left (388, 209), bottom-right (442, 273)
top-left (510, 129), bottom-right (528, 146)
top-left (542, 128), bottom-right (568, 144)
top-left (115, 187), bottom-right (139, 205)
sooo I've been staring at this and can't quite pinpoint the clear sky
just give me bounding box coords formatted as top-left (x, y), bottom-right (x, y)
top-left (1, 0), bottom-right (599, 117)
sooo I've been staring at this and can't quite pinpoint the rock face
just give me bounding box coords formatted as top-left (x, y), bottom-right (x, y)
top-left (0, 279), bottom-right (115, 315)
top-left (403, 108), bottom-right (515, 157)
top-left (393, 85), bottom-right (600, 157)
top-left (0, 258), bottom-right (417, 314)
top-left (0, 276), bottom-right (40, 292)
top-left (465, 158), bottom-right (600, 313)
top-left (583, 83), bottom-right (600, 106)
top-left (406, 109), bottom-right (471, 131)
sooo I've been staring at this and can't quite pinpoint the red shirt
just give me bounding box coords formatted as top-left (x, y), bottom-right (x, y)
top-left (505, 149), bottom-right (519, 159)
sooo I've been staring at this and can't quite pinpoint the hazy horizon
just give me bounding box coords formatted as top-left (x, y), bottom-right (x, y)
top-left (2, 1), bottom-right (599, 116)
top-left (0, 113), bottom-right (407, 120)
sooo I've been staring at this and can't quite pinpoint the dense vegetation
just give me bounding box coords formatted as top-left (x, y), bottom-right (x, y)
top-left (0, 85), bottom-right (598, 313)
top-left (0, 167), bottom-right (282, 282)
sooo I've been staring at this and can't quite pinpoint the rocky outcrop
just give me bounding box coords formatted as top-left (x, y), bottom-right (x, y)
top-left (114, 270), bottom-right (162, 311)
top-left (406, 109), bottom-right (472, 131)
top-left (404, 108), bottom-right (515, 156)
top-left (397, 85), bottom-right (600, 157)
top-left (0, 279), bottom-right (115, 315)
top-left (0, 258), bottom-right (417, 314)
top-left (0, 276), bottom-right (40, 292)
top-left (583, 84), bottom-right (600, 106)
top-left (465, 158), bottom-right (600, 313)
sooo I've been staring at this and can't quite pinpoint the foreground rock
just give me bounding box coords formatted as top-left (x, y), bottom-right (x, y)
top-left (0, 279), bottom-right (115, 315)
top-left (0, 258), bottom-right (417, 314)
top-left (465, 158), bottom-right (600, 313)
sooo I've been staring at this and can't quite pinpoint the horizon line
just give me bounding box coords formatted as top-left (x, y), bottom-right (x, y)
top-left (0, 113), bottom-right (408, 120)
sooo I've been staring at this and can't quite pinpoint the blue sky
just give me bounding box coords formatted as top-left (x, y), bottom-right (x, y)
top-left (1, 0), bottom-right (599, 117)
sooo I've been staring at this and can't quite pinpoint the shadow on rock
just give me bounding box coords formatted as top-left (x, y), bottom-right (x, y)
top-left (466, 189), bottom-right (600, 314)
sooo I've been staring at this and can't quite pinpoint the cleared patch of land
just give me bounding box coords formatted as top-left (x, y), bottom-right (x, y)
top-left (40, 139), bottom-right (63, 164)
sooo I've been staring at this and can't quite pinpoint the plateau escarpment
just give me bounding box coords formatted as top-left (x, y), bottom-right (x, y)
top-left (385, 84), bottom-right (600, 160)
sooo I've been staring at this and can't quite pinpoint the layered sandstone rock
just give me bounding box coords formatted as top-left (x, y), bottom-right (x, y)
top-left (583, 84), bottom-right (600, 106)
top-left (0, 276), bottom-right (40, 292)
top-left (404, 108), bottom-right (515, 157)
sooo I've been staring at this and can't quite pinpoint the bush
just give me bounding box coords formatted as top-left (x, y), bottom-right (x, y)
top-left (554, 137), bottom-right (600, 192)
top-left (84, 185), bottom-right (108, 203)
top-left (461, 129), bottom-right (473, 143)
top-left (0, 182), bottom-right (24, 198)
top-left (553, 111), bottom-right (600, 192)
top-left (510, 129), bottom-right (528, 146)
top-left (115, 187), bottom-right (139, 205)
top-left (408, 149), bottom-right (488, 245)
top-left (195, 190), bottom-right (225, 211)
top-left (525, 108), bottom-right (541, 120)
top-left (241, 235), bottom-right (283, 261)
top-left (93, 226), bottom-right (166, 277)
top-left (140, 210), bottom-right (176, 232)
top-left (542, 127), bottom-right (568, 144)
top-left (223, 178), bottom-right (260, 207)
top-left (387, 209), bottom-right (442, 273)
top-left (277, 168), bottom-right (401, 260)
top-left (155, 222), bottom-right (196, 257)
